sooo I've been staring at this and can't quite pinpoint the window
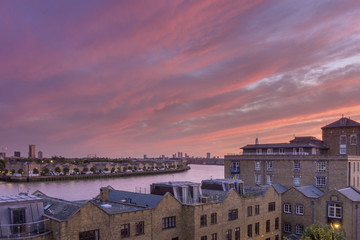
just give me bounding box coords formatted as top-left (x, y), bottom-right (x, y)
top-left (267, 175), bottom-right (273, 185)
top-left (121, 224), bottom-right (130, 238)
top-left (316, 161), bottom-right (326, 172)
top-left (293, 176), bottom-right (300, 187)
top-left (211, 213), bottom-right (217, 225)
top-left (255, 174), bottom-right (261, 185)
top-left (294, 160), bottom-right (300, 171)
top-left (275, 217), bottom-right (279, 230)
top-left (328, 203), bottom-right (342, 218)
top-left (256, 149), bottom-right (262, 155)
top-left (267, 148), bottom-right (273, 154)
top-left (172, 238), bottom-right (179, 240)
top-left (228, 209), bottom-right (238, 221)
top-left (283, 203), bottom-right (291, 213)
top-left (267, 161), bottom-right (273, 171)
top-left (255, 161), bottom-right (261, 170)
top-left (279, 148), bottom-right (284, 154)
top-left (350, 135), bottom-right (357, 145)
top-left (295, 204), bottom-right (304, 215)
top-left (316, 176), bottom-right (326, 186)
top-left (255, 205), bottom-right (260, 215)
top-left (275, 235), bottom-right (279, 240)
top-left (226, 229), bottom-right (232, 240)
top-left (79, 230), bottom-right (99, 240)
top-left (211, 233), bottom-right (217, 240)
top-left (284, 223), bottom-right (292, 233)
top-left (340, 146), bottom-right (346, 154)
top-left (255, 223), bottom-right (260, 235)
top-left (340, 135), bottom-right (346, 145)
top-left (266, 238), bottom-right (271, 240)
top-left (201, 236), bottom-right (207, 240)
top-left (268, 202), bottom-right (275, 212)
top-left (266, 220), bottom-right (270, 232)
top-left (162, 216), bottom-right (176, 229)
top-left (200, 215), bottom-right (207, 227)
top-left (11, 209), bottom-right (26, 234)
top-left (247, 206), bottom-right (252, 216)
top-left (136, 221), bottom-right (144, 235)
top-left (235, 227), bottom-right (240, 240)
top-left (296, 225), bottom-right (304, 235)
top-left (247, 224), bottom-right (252, 238)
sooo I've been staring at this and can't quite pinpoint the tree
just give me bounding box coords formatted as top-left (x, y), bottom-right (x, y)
top-left (90, 166), bottom-right (97, 173)
top-left (0, 159), bottom-right (5, 171)
top-left (17, 168), bottom-right (24, 174)
top-left (111, 167), bottom-right (115, 173)
top-left (83, 167), bottom-right (89, 172)
top-left (63, 167), bottom-right (69, 175)
top-left (73, 168), bottom-right (80, 174)
top-left (42, 168), bottom-right (49, 176)
top-left (11, 169), bottom-right (15, 174)
top-left (300, 222), bottom-right (345, 240)
top-left (33, 168), bottom-right (39, 174)
top-left (55, 167), bottom-right (61, 173)
top-left (104, 168), bottom-right (109, 172)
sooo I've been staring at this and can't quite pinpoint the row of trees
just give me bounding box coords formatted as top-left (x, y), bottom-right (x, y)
top-left (2, 164), bottom-right (184, 176)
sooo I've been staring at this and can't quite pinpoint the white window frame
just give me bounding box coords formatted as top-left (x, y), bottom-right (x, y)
top-left (316, 161), bottom-right (326, 172)
top-left (283, 223), bottom-right (291, 233)
top-left (279, 148), bottom-right (284, 154)
top-left (295, 225), bottom-right (304, 235)
top-left (256, 149), bottom-right (262, 155)
top-left (293, 160), bottom-right (300, 171)
top-left (255, 161), bottom-right (261, 170)
top-left (267, 148), bottom-right (273, 154)
top-left (350, 135), bottom-right (357, 145)
top-left (295, 204), bottom-right (304, 215)
top-left (293, 176), bottom-right (300, 187)
top-left (255, 174), bottom-right (261, 185)
top-left (328, 203), bottom-right (342, 218)
top-left (266, 175), bottom-right (273, 185)
top-left (266, 161), bottom-right (273, 171)
top-left (316, 176), bottom-right (326, 186)
top-left (283, 203), bottom-right (291, 214)
top-left (340, 146), bottom-right (346, 155)
top-left (340, 135), bottom-right (346, 145)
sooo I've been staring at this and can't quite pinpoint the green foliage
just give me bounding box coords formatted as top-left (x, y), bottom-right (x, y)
top-left (63, 167), bottom-right (69, 174)
top-left (42, 168), bottom-right (49, 175)
top-left (90, 166), bottom-right (97, 173)
top-left (83, 167), bottom-right (88, 172)
top-left (33, 168), bottom-right (39, 174)
top-left (11, 169), bottom-right (15, 174)
top-left (55, 167), bottom-right (61, 173)
top-left (0, 159), bottom-right (5, 170)
top-left (104, 168), bottom-right (109, 171)
top-left (111, 167), bottom-right (115, 173)
top-left (127, 166), bottom-right (132, 170)
top-left (300, 222), bottom-right (345, 240)
top-left (73, 168), bottom-right (80, 173)
top-left (17, 168), bottom-right (24, 174)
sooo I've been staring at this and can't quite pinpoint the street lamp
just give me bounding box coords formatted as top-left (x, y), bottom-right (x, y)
top-left (330, 222), bottom-right (340, 240)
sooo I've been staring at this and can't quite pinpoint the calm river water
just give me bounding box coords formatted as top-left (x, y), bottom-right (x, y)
top-left (0, 165), bottom-right (223, 200)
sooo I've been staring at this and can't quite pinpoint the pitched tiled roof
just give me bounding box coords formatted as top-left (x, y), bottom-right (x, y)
top-left (108, 189), bottom-right (164, 208)
top-left (296, 185), bottom-right (324, 198)
top-left (338, 187), bottom-right (360, 201)
top-left (322, 117), bottom-right (360, 129)
top-left (272, 184), bottom-right (288, 194)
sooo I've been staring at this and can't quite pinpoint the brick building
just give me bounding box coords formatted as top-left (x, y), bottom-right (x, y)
top-left (224, 117), bottom-right (360, 191)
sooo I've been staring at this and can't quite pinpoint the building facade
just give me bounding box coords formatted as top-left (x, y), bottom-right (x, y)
top-left (224, 117), bottom-right (360, 191)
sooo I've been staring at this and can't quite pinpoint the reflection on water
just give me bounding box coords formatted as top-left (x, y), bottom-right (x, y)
top-left (0, 165), bottom-right (223, 200)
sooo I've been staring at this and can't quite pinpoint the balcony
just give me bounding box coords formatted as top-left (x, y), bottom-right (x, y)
top-left (227, 152), bottom-right (309, 156)
top-left (0, 219), bottom-right (51, 239)
top-left (230, 167), bottom-right (240, 174)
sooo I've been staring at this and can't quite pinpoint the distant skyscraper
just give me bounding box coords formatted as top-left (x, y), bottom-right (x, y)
top-left (28, 145), bottom-right (36, 158)
top-left (144, 154), bottom-right (147, 159)
top-left (206, 152), bottom-right (211, 159)
top-left (38, 151), bottom-right (43, 159)
top-left (14, 151), bottom-right (21, 157)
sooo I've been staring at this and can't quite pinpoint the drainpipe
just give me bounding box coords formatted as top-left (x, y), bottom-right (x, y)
top-left (327, 160), bottom-right (329, 192)
top-left (356, 204), bottom-right (358, 240)
top-left (311, 201), bottom-right (314, 224)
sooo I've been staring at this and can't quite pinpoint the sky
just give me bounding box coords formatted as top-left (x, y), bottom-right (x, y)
top-left (1, 0), bottom-right (360, 159)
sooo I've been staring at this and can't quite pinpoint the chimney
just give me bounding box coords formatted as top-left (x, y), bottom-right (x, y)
top-left (100, 187), bottom-right (109, 202)
top-left (255, 137), bottom-right (259, 145)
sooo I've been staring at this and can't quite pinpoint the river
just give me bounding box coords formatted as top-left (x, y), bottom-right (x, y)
top-left (0, 165), bottom-right (224, 200)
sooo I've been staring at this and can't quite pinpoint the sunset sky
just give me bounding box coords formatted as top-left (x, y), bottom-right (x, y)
top-left (1, 0), bottom-right (360, 158)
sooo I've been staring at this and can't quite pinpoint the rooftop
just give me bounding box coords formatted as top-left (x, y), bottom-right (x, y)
top-left (322, 117), bottom-right (360, 129)
top-left (295, 185), bottom-right (324, 198)
top-left (0, 194), bottom-right (42, 204)
top-left (108, 189), bottom-right (164, 208)
top-left (338, 187), bottom-right (360, 201)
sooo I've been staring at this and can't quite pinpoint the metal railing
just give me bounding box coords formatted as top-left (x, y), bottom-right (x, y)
top-left (0, 219), bottom-right (50, 239)
top-left (226, 152), bottom-right (310, 156)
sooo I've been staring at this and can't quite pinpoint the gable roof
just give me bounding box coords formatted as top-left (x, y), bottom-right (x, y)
top-left (36, 195), bottom-right (86, 221)
top-left (338, 187), bottom-right (360, 201)
top-left (322, 117), bottom-right (360, 129)
top-left (295, 185), bottom-right (324, 198)
top-left (272, 184), bottom-right (288, 194)
top-left (108, 189), bottom-right (164, 208)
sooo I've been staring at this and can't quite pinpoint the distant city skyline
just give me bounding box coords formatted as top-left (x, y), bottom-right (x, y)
top-left (1, 1), bottom-right (360, 158)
